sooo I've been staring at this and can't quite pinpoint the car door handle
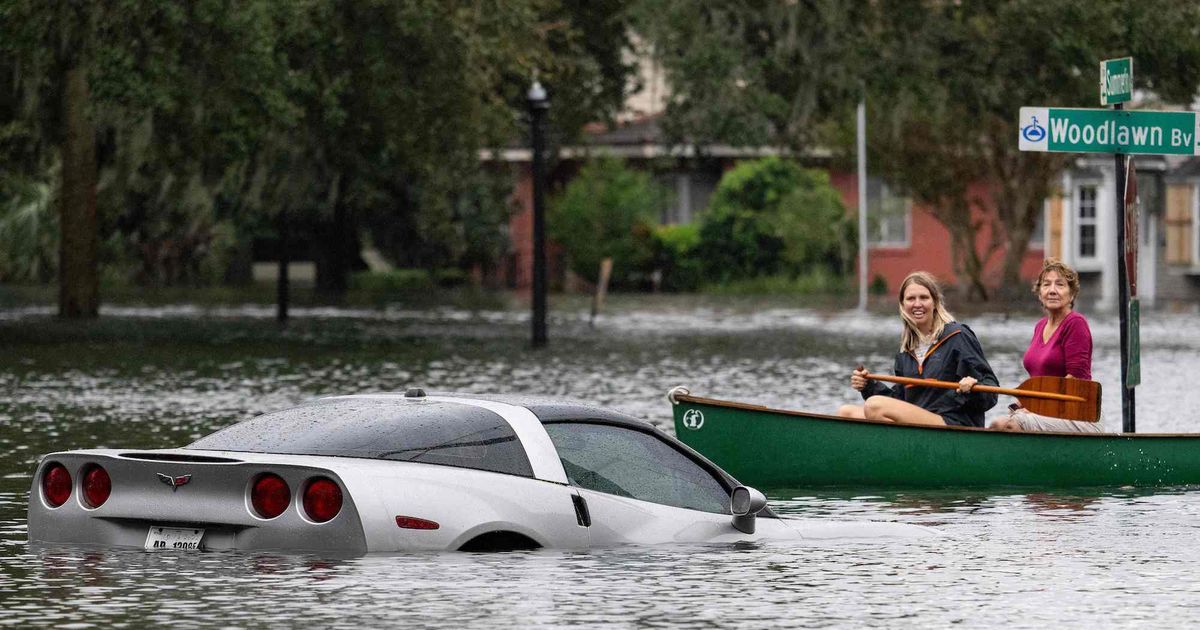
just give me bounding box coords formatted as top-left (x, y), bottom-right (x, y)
top-left (571, 494), bottom-right (591, 527)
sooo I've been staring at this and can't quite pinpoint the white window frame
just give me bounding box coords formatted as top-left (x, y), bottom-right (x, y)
top-left (868, 180), bottom-right (912, 248)
top-left (1029, 199), bottom-right (1046, 246)
top-left (1075, 182), bottom-right (1101, 265)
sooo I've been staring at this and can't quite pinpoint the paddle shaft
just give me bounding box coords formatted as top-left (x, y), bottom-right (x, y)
top-left (864, 373), bottom-right (1086, 403)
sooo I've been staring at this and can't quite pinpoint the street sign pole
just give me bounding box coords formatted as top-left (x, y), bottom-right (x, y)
top-left (1113, 102), bottom-right (1135, 433)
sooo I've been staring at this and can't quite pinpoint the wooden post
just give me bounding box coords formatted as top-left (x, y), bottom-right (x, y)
top-left (590, 257), bottom-right (613, 326)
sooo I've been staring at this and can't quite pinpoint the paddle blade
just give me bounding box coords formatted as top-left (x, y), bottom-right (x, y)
top-left (1014, 377), bottom-right (1101, 422)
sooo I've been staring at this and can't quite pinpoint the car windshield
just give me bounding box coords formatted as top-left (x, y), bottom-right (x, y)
top-left (187, 398), bottom-right (533, 477)
top-left (543, 422), bottom-right (730, 514)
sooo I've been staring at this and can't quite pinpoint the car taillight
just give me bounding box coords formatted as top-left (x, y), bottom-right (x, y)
top-left (81, 464), bottom-right (111, 508)
top-left (42, 463), bottom-right (72, 508)
top-left (302, 477), bottom-right (342, 523)
top-left (251, 473), bottom-right (290, 519)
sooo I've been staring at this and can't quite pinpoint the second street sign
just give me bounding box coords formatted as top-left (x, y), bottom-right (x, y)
top-left (1100, 57), bottom-right (1133, 106)
top-left (1019, 107), bottom-right (1200, 155)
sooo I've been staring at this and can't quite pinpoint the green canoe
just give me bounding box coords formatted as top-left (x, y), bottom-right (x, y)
top-left (669, 390), bottom-right (1200, 488)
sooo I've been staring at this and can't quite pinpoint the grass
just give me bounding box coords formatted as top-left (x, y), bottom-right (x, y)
top-left (0, 275), bottom-right (1044, 318)
top-left (700, 272), bottom-right (850, 296)
top-left (0, 282), bottom-right (513, 311)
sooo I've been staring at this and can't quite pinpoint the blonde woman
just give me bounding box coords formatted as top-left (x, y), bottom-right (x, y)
top-left (990, 258), bottom-right (1100, 433)
top-left (838, 271), bottom-right (999, 427)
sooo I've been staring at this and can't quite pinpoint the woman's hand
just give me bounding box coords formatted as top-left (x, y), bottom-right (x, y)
top-left (958, 376), bottom-right (978, 393)
top-left (850, 367), bottom-right (869, 391)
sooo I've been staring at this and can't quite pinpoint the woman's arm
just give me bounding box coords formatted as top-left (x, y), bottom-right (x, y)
top-left (860, 354), bottom-right (906, 401)
top-left (1061, 316), bottom-right (1093, 380)
top-left (953, 326), bottom-right (999, 414)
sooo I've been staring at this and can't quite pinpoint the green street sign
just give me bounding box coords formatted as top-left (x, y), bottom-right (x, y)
top-left (1018, 107), bottom-right (1200, 155)
top-left (1127, 298), bottom-right (1141, 387)
top-left (1101, 57), bottom-right (1133, 106)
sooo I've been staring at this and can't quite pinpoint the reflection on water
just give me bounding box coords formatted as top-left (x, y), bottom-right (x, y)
top-left (4, 300), bottom-right (1200, 626)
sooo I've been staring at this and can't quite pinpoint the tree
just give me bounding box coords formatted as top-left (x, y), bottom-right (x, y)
top-left (862, 0), bottom-right (1200, 298)
top-left (358, 0), bottom-right (636, 284)
top-left (0, 0), bottom-right (638, 309)
top-left (549, 158), bottom-right (667, 286)
top-left (0, 0), bottom-right (299, 314)
top-left (636, 0), bottom-right (1200, 298)
top-left (632, 0), bottom-right (866, 149)
top-left (697, 157), bottom-right (853, 282)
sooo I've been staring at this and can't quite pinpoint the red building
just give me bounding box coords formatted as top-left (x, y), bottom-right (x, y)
top-left (492, 115), bottom-right (1046, 295)
top-left (826, 173), bottom-right (1046, 295)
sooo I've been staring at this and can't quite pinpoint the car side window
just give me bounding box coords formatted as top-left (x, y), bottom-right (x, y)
top-left (543, 422), bottom-right (729, 514)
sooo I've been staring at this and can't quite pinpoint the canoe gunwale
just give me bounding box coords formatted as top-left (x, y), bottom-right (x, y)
top-left (671, 393), bottom-right (1197, 439)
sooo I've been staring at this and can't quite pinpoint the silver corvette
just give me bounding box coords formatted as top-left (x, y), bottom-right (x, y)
top-left (28, 390), bottom-right (931, 552)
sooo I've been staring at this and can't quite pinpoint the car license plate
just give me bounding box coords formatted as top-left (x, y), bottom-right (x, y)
top-left (145, 526), bottom-right (205, 551)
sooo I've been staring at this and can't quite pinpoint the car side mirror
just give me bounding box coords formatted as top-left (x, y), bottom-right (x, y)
top-left (730, 485), bottom-right (767, 534)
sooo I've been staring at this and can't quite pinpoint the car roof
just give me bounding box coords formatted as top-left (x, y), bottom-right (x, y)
top-left (250, 392), bottom-right (765, 512)
top-left (326, 392), bottom-right (652, 429)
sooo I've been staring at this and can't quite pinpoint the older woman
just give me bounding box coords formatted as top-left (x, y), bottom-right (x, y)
top-left (990, 258), bottom-right (1100, 432)
top-left (838, 271), bottom-right (999, 427)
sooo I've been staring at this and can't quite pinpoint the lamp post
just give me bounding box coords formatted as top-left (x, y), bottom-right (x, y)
top-left (528, 80), bottom-right (549, 348)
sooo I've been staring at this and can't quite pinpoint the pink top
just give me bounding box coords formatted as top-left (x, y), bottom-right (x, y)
top-left (1023, 310), bottom-right (1092, 380)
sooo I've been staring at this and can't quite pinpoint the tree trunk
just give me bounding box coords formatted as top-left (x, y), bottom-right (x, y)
top-left (1000, 213), bottom-right (1034, 295)
top-left (993, 151), bottom-right (1062, 299)
top-left (277, 212), bottom-right (290, 325)
top-left (315, 177), bottom-right (351, 301)
top-left (58, 63), bottom-right (99, 319)
top-left (940, 200), bottom-right (989, 302)
top-left (314, 208), bottom-right (351, 300)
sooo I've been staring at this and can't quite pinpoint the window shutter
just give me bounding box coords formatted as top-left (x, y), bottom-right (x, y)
top-left (1048, 196), bottom-right (1063, 259)
top-left (1165, 184), bottom-right (1194, 265)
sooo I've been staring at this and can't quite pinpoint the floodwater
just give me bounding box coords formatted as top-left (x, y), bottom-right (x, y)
top-left (4, 296), bottom-right (1200, 627)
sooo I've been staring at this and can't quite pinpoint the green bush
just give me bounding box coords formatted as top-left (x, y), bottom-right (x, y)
top-left (350, 269), bottom-right (434, 292)
top-left (433, 267), bottom-right (469, 288)
top-left (651, 223), bottom-right (704, 291)
top-left (772, 173), bottom-right (857, 275)
top-left (549, 158), bottom-right (668, 288)
top-left (702, 269), bottom-right (849, 295)
top-left (871, 274), bottom-right (889, 295)
top-left (696, 157), bottom-right (856, 282)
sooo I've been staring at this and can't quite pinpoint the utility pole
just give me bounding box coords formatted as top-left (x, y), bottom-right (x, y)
top-left (857, 98), bottom-right (868, 311)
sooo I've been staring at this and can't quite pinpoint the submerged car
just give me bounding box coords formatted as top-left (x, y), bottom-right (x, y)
top-left (28, 390), bottom-right (930, 553)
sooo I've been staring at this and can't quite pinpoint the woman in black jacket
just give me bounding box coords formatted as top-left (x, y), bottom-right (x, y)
top-left (837, 271), bottom-right (999, 427)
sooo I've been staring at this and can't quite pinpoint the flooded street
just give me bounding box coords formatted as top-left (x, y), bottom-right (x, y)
top-left (4, 297), bottom-right (1200, 627)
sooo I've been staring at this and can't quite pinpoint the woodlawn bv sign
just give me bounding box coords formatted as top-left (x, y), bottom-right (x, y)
top-left (1018, 107), bottom-right (1200, 155)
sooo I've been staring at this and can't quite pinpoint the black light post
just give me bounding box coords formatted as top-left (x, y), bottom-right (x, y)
top-left (528, 80), bottom-right (549, 348)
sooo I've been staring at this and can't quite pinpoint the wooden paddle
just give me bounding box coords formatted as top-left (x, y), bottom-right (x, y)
top-left (863, 372), bottom-right (1102, 422)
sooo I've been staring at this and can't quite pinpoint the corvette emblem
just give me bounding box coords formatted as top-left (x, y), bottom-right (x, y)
top-left (157, 473), bottom-right (192, 491)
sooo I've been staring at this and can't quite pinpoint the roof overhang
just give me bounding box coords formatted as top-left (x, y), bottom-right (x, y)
top-left (480, 144), bottom-right (829, 163)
